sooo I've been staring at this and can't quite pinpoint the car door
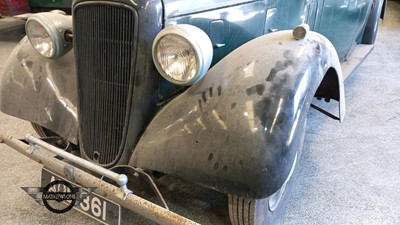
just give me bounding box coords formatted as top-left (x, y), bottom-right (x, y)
top-left (317, 0), bottom-right (372, 61)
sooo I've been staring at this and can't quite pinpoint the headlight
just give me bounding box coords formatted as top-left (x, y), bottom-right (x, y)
top-left (152, 24), bottom-right (213, 86)
top-left (26, 12), bottom-right (72, 59)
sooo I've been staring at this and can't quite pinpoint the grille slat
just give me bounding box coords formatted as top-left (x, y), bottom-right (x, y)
top-left (74, 3), bottom-right (137, 165)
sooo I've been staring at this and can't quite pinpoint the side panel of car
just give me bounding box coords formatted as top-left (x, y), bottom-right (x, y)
top-left (164, 0), bottom-right (371, 63)
top-left (160, 0), bottom-right (373, 101)
top-left (317, 0), bottom-right (373, 60)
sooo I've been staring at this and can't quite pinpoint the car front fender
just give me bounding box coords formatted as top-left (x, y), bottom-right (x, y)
top-left (130, 30), bottom-right (345, 198)
top-left (0, 37), bottom-right (78, 143)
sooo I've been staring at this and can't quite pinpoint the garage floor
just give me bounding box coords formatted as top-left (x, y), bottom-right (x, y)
top-left (1, 1), bottom-right (400, 225)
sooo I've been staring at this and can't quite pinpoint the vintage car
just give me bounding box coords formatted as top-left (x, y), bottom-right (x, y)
top-left (0, 0), bottom-right (386, 224)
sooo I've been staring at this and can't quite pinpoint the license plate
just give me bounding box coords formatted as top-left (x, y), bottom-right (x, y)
top-left (41, 168), bottom-right (121, 225)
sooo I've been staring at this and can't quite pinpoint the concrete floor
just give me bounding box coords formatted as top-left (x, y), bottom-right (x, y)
top-left (1, 1), bottom-right (400, 225)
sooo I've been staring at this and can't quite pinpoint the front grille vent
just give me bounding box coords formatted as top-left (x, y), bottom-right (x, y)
top-left (74, 2), bottom-right (137, 166)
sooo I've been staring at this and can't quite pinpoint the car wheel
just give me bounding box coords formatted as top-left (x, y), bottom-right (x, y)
top-left (228, 152), bottom-right (298, 225)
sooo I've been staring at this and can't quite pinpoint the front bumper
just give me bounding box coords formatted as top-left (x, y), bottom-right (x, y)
top-left (0, 133), bottom-right (199, 225)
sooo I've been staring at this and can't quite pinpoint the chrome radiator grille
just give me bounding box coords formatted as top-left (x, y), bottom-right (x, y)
top-left (74, 2), bottom-right (137, 166)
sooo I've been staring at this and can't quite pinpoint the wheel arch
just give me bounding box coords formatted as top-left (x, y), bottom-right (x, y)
top-left (315, 67), bottom-right (341, 102)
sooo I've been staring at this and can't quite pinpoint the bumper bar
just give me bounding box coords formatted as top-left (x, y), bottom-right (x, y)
top-left (0, 133), bottom-right (200, 225)
top-left (25, 133), bottom-right (131, 199)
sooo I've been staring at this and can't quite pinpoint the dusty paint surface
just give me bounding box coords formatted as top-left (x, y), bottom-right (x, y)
top-left (131, 31), bottom-right (344, 198)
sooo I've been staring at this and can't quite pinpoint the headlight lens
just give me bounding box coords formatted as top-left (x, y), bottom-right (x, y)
top-left (156, 34), bottom-right (198, 82)
top-left (25, 12), bottom-right (72, 59)
top-left (26, 20), bottom-right (55, 58)
top-left (153, 24), bottom-right (213, 86)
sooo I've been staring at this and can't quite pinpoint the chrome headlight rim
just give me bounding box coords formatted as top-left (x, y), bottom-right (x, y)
top-left (25, 13), bottom-right (72, 59)
top-left (152, 24), bottom-right (213, 86)
top-left (26, 15), bottom-right (57, 58)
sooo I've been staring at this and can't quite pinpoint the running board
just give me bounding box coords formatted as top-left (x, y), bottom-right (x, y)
top-left (341, 44), bottom-right (374, 81)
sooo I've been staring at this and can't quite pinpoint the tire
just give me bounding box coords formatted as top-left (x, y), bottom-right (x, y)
top-left (30, 122), bottom-right (59, 137)
top-left (228, 115), bottom-right (306, 225)
top-left (228, 149), bottom-right (299, 225)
